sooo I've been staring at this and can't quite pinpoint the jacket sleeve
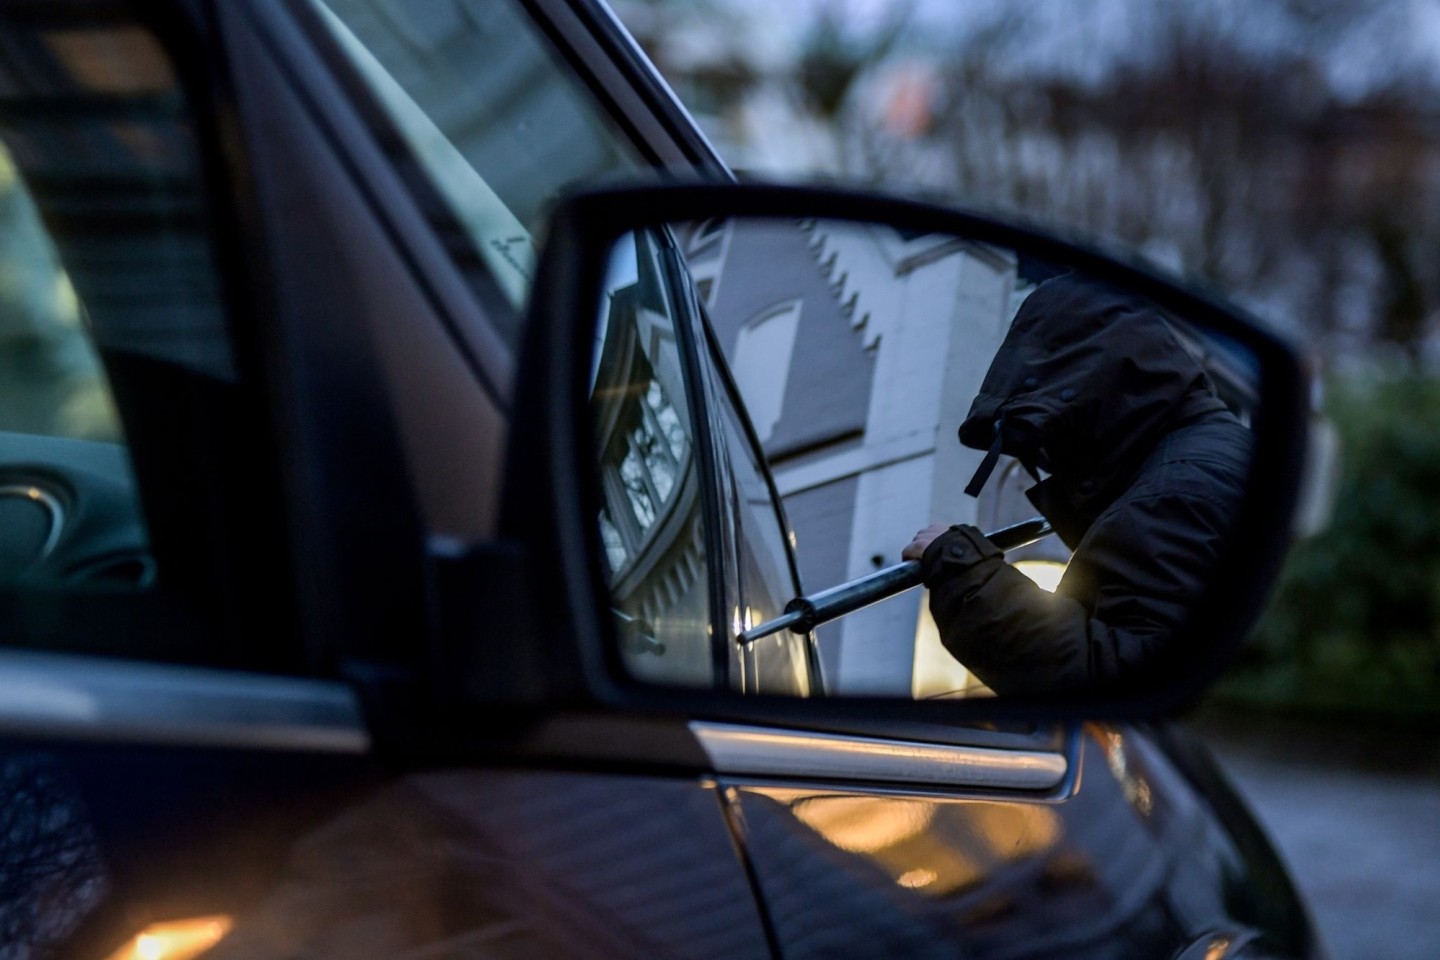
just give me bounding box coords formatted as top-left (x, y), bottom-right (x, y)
top-left (923, 488), bottom-right (1233, 696)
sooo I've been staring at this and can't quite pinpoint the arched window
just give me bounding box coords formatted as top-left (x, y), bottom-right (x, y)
top-left (730, 299), bottom-right (802, 443)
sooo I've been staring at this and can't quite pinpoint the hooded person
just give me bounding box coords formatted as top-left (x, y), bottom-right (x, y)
top-left (900, 274), bottom-right (1252, 696)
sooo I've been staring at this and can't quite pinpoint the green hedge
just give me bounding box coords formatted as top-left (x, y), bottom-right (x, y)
top-left (1220, 374), bottom-right (1440, 716)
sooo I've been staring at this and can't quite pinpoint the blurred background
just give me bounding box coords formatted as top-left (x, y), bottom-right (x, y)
top-left (610, 1), bottom-right (1440, 956)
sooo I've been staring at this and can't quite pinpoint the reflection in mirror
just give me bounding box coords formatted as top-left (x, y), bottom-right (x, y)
top-left (590, 217), bottom-right (1259, 700)
top-left (590, 231), bottom-right (713, 687)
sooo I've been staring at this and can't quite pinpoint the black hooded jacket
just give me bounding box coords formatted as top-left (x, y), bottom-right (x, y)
top-left (921, 275), bottom-right (1252, 696)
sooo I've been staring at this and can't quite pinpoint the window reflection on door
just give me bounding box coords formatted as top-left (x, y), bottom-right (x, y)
top-left (591, 232), bottom-right (714, 687)
top-left (712, 392), bottom-right (813, 696)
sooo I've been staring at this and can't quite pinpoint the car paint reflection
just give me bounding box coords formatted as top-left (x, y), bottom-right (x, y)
top-left (200, 771), bottom-right (770, 960)
top-left (723, 725), bottom-right (1260, 959)
top-left (784, 792), bottom-right (1062, 897)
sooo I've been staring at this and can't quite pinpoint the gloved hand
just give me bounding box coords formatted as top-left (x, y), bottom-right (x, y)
top-left (912, 524), bottom-right (1004, 588)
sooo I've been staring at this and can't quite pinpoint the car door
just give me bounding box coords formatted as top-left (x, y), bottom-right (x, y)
top-left (711, 721), bottom-right (1309, 960)
top-left (0, 1), bottom-right (775, 957)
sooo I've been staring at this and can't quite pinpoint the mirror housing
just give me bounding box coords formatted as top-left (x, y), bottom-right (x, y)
top-left (503, 182), bottom-right (1309, 724)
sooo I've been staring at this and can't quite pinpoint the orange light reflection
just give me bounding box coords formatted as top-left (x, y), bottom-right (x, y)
top-left (787, 792), bottom-right (1062, 898)
top-left (103, 915), bottom-right (233, 960)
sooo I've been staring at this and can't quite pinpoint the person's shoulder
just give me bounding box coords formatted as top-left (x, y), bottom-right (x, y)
top-left (1153, 411), bottom-right (1252, 468)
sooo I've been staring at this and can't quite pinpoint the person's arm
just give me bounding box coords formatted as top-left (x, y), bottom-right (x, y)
top-left (916, 490), bottom-right (1233, 696)
top-left (918, 525), bottom-right (1092, 695)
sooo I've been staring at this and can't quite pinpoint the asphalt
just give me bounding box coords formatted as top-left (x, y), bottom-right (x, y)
top-left (1189, 709), bottom-right (1440, 960)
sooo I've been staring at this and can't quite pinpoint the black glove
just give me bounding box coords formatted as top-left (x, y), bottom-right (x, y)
top-left (919, 524), bottom-right (1004, 588)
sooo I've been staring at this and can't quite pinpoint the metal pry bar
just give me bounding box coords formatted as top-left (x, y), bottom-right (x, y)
top-left (738, 516), bottom-right (1054, 645)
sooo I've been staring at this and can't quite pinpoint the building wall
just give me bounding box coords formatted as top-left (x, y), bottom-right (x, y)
top-left (779, 475), bottom-right (859, 680)
top-left (700, 220), bottom-right (876, 458)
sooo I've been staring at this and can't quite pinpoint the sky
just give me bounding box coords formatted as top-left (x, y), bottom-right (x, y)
top-left (631, 0), bottom-right (1440, 101)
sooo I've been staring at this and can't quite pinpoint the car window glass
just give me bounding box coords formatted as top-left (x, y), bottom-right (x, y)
top-left (0, 144), bottom-right (121, 443)
top-left (311, 0), bottom-right (640, 341)
top-left (0, 19), bottom-right (234, 594)
top-left (591, 231), bottom-right (715, 687)
top-left (0, 137), bottom-right (145, 588)
top-left (711, 383), bottom-right (813, 696)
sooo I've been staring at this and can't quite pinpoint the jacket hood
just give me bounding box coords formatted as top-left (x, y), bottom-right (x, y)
top-left (959, 274), bottom-right (1226, 510)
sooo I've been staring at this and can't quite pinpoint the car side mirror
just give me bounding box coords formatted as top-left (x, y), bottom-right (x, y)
top-left (505, 183), bottom-right (1308, 723)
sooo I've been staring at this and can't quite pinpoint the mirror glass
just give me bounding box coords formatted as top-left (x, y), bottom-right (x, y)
top-left (587, 217), bottom-right (1260, 700)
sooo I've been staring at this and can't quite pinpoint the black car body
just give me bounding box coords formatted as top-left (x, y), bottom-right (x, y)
top-left (0, 1), bottom-right (1318, 958)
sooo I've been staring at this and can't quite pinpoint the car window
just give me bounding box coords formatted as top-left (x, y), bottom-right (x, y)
top-left (0, 145), bottom-right (120, 445)
top-left (591, 231), bottom-right (716, 688)
top-left (0, 9), bottom-right (321, 674)
top-left (310, 0), bottom-right (641, 346)
top-left (0, 18), bottom-right (237, 596)
top-left (710, 381), bottom-right (814, 695)
top-left (0, 132), bottom-right (150, 589)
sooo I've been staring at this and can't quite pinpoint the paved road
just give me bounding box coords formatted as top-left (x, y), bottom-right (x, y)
top-left (1191, 710), bottom-right (1440, 960)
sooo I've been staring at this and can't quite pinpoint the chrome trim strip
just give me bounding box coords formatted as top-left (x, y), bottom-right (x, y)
top-left (692, 722), bottom-right (1068, 790)
top-left (0, 484), bottom-right (64, 558)
top-left (585, 0), bottom-right (734, 174)
top-left (0, 650), bottom-right (369, 753)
